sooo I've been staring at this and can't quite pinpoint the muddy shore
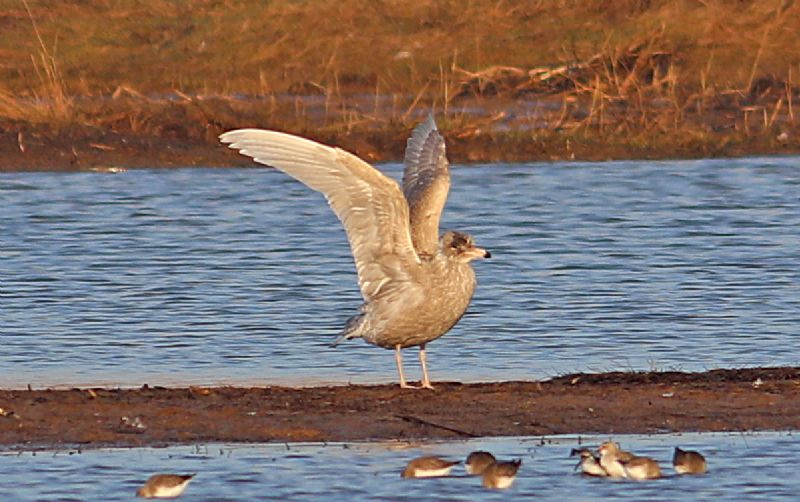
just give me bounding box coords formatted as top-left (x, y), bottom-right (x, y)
top-left (2, 113), bottom-right (799, 173)
top-left (1, 367), bottom-right (798, 451)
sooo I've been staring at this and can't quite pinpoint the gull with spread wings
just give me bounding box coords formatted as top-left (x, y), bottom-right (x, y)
top-left (220, 115), bottom-right (490, 389)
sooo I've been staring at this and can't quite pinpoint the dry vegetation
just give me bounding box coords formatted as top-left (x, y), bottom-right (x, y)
top-left (1, 0), bottom-right (799, 169)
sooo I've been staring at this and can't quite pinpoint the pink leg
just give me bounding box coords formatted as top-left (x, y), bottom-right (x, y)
top-left (419, 344), bottom-right (434, 389)
top-left (395, 345), bottom-right (413, 389)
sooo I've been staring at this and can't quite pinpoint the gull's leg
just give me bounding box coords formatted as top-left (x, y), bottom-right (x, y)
top-left (395, 344), bottom-right (414, 389)
top-left (419, 344), bottom-right (434, 389)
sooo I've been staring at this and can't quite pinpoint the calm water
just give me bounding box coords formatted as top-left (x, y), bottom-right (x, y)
top-left (2, 433), bottom-right (799, 500)
top-left (1, 157), bottom-right (799, 387)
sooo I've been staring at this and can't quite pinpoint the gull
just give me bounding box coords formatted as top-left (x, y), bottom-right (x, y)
top-left (220, 116), bottom-right (490, 389)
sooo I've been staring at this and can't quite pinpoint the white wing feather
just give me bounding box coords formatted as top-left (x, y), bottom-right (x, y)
top-left (220, 129), bottom-right (421, 302)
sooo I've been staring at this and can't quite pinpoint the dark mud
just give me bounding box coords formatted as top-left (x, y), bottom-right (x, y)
top-left (2, 91), bottom-right (799, 172)
top-left (2, 124), bottom-right (798, 173)
top-left (1, 367), bottom-right (798, 451)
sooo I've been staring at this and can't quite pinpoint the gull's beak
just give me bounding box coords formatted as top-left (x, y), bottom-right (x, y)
top-left (464, 246), bottom-right (491, 260)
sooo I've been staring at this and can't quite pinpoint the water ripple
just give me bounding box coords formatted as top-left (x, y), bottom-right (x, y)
top-left (1, 158), bottom-right (799, 386)
top-left (2, 433), bottom-right (799, 500)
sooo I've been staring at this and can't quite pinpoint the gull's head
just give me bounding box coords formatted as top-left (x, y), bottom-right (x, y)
top-left (441, 231), bottom-right (491, 262)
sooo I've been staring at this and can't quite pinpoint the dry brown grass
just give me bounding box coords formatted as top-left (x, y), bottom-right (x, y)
top-left (0, 0), bottom-right (798, 158)
top-left (0, 0), bottom-right (73, 125)
top-left (3, 0), bottom-right (798, 94)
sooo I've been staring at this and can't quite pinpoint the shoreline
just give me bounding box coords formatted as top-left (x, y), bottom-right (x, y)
top-left (1, 119), bottom-right (798, 173)
top-left (2, 89), bottom-right (799, 172)
top-left (2, 367), bottom-right (798, 451)
top-left (0, 128), bottom-right (800, 173)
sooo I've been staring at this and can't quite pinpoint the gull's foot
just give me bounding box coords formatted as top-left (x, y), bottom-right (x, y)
top-left (398, 382), bottom-right (435, 390)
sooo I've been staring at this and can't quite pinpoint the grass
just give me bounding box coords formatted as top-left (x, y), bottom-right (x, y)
top-left (0, 0), bottom-right (73, 125)
top-left (3, 0), bottom-right (795, 95)
top-left (0, 0), bottom-right (799, 163)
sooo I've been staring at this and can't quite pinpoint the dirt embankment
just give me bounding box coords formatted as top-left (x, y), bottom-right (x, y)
top-left (1, 367), bottom-right (798, 451)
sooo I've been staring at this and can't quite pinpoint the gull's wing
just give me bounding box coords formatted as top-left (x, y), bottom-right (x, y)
top-left (402, 115), bottom-right (451, 256)
top-left (220, 129), bottom-right (421, 302)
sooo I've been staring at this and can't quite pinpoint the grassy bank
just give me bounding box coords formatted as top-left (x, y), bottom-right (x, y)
top-left (1, 0), bottom-right (799, 169)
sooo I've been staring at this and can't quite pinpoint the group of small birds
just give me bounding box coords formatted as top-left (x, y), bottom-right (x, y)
top-left (135, 451), bottom-right (521, 498)
top-left (572, 442), bottom-right (708, 480)
top-left (134, 443), bottom-right (707, 497)
top-left (402, 451), bottom-right (523, 489)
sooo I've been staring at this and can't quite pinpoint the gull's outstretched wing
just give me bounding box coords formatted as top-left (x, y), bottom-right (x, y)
top-left (402, 115), bottom-right (451, 256)
top-left (221, 129), bottom-right (421, 302)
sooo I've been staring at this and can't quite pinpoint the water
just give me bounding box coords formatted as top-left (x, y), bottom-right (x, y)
top-left (1, 433), bottom-right (798, 500)
top-left (1, 157), bottom-right (799, 388)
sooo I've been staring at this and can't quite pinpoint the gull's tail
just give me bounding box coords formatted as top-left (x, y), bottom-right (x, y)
top-left (330, 313), bottom-right (367, 347)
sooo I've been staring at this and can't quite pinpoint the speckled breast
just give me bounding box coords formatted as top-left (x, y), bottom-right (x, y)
top-left (369, 263), bottom-right (476, 349)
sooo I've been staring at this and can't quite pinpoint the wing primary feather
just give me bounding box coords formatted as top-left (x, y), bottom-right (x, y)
top-left (401, 116), bottom-right (451, 256)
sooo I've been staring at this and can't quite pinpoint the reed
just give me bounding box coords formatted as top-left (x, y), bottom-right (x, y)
top-left (0, 0), bottom-right (75, 125)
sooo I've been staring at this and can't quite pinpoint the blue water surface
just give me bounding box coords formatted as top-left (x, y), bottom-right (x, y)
top-left (1, 156), bottom-right (799, 387)
top-left (1, 433), bottom-right (798, 501)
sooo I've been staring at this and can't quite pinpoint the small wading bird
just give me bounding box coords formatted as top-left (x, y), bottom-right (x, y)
top-left (597, 441), bottom-right (635, 478)
top-left (481, 459), bottom-right (522, 489)
top-left (571, 447), bottom-right (607, 477)
top-left (673, 447), bottom-right (708, 474)
top-left (598, 442), bottom-right (662, 480)
top-left (402, 455), bottom-right (461, 478)
top-left (465, 450), bottom-right (497, 475)
top-left (136, 473), bottom-right (195, 499)
top-left (620, 455), bottom-right (662, 480)
top-left (221, 116), bottom-right (490, 389)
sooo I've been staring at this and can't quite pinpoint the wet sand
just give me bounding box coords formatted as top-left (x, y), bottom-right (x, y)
top-left (1, 367), bottom-right (798, 451)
